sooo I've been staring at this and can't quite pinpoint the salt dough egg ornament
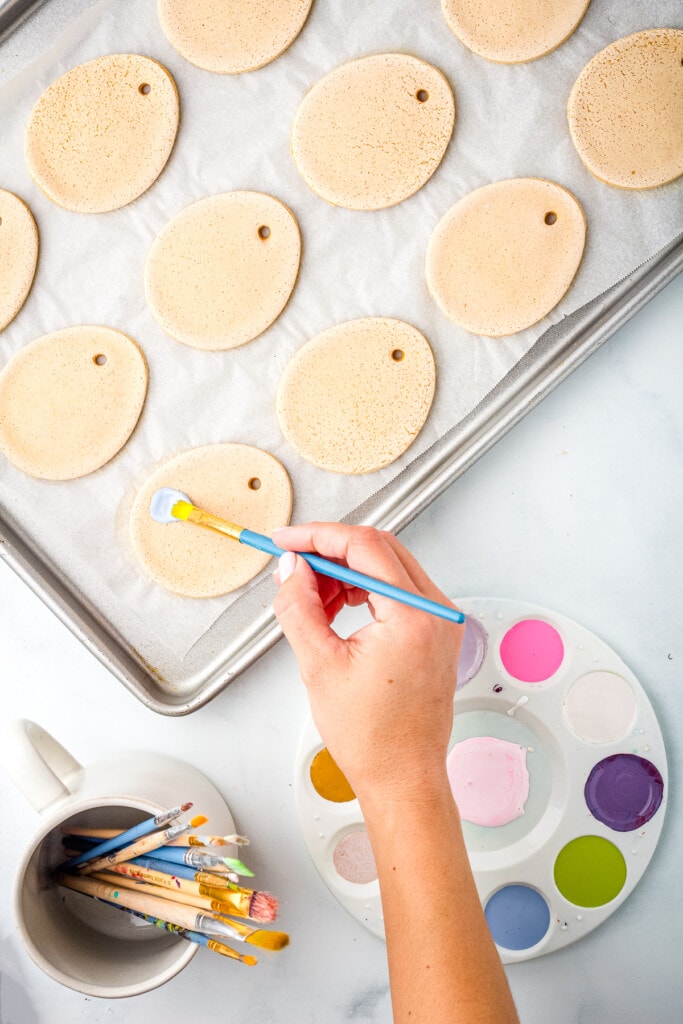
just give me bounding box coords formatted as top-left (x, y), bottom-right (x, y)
top-left (0, 326), bottom-right (148, 480)
top-left (426, 178), bottom-right (586, 337)
top-left (0, 190), bottom-right (38, 333)
top-left (291, 53), bottom-right (455, 210)
top-left (157, 0), bottom-right (314, 74)
top-left (145, 192), bottom-right (301, 351)
top-left (568, 28), bottom-right (683, 191)
top-left (130, 444), bottom-right (292, 598)
top-left (441, 0), bottom-right (591, 64)
top-left (276, 318), bottom-right (435, 475)
top-left (25, 54), bottom-right (179, 213)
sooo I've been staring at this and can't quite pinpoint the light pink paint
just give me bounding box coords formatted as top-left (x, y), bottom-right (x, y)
top-left (499, 619), bottom-right (564, 682)
top-left (447, 737), bottom-right (530, 827)
top-left (333, 830), bottom-right (377, 884)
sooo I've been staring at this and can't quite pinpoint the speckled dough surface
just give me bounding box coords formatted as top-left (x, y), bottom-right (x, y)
top-left (441, 0), bottom-right (590, 63)
top-left (130, 444), bottom-right (292, 598)
top-left (0, 326), bottom-right (148, 480)
top-left (0, 190), bottom-right (38, 333)
top-left (291, 53), bottom-right (455, 210)
top-left (145, 192), bottom-right (301, 351)
top-left (568, 29), bottom-right (683, 190)
top-left (25, 54), bottom-right (179, 213)
top-left (157, 0), bottom-right (313, 74)
top-left (426, 178), bottom-right (586, 337)
top-left (276, 318), bottom-right (436, 474)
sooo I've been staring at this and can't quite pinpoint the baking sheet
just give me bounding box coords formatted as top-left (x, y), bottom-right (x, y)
top-left (0, 0), bottom-right (681, 709)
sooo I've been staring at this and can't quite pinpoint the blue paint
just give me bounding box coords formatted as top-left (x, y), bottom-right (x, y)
top-left (484, 885), bottom-right (550, 951)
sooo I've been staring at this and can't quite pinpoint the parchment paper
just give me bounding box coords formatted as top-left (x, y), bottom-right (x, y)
top-left (0, 0), bottom-right (681, 661)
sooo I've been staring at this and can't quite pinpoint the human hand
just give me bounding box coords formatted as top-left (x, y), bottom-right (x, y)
top-left (272, 523), bottom-right (463, 807)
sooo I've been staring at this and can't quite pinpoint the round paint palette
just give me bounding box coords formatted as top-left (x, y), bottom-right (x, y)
top-left (295, 598), bottom-right (667, 961)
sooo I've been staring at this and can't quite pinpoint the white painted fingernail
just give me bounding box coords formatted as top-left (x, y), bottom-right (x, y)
top-left (278, 551), bottom-right (296, 582)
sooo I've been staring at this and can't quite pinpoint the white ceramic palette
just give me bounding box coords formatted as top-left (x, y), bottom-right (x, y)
top-left (295, 598), bottom-right (667, 962)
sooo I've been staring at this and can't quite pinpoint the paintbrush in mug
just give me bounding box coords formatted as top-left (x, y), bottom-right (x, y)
top-left (94, 899), bottom-right (257, 965)
top-left (56, 872), bottom-right (257, 943)
top-left (100, 900), bottom-right (257, 965)
top-left (64, 827), bottom-right (249, 846)
top-left (120, 853), bottom-right (254, 891)
top-left (136, 843), bottom-right (254, 876)
top-left (60, 803), bottom-right (193, 870)
top-left (76, 815), bottom-right (208, 874)
top-left (92, 869), bottom-right (276, 924)
top-left (99, 861), bottom-right (277, 921)
top-left (150, 488), bottom-right (465, 626)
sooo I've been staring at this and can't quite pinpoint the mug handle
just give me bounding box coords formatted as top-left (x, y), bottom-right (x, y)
top-left (0, 719), bottom-right (83, 813)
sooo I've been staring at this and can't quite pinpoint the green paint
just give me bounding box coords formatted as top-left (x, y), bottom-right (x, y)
top-left (223, 857), bottom-right (254, 878)
top-left (113, 890), bottom-right (119, 898)
top-left (554, 835), bottom-right (626, 907)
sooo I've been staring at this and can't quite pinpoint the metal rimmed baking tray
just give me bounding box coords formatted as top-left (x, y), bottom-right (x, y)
top-left (3, 233), bottom-right (681, 714)
top-left (1, 2), bottom-right (682, 714)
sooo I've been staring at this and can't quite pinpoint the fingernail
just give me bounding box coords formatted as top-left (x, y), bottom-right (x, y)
top-left (278, 551), bottom-right (296, 582)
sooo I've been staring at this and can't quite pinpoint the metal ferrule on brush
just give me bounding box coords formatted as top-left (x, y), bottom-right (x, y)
top-left (172, 500), bottom-right (243, 541)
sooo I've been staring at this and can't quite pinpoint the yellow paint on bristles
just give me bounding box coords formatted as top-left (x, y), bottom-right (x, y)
top-left (172, 499), bottom-right (193, 520)
top-left (190, 814), bottom-right (208, 828)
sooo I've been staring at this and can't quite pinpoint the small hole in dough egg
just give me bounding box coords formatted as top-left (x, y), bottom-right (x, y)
top-left (416, 89), bottom-right (429, 102)
top-left (139, 83), bottom-right (151, 95)
top-left (248, 477), bottom-right (262, 491)
top-left (391, 349), bottom-right (405, 362)
top-left (258, 225), bottom-right (271, 240)
top-left (544, 212), bottom-right (557, 225)
top-left (93, 354), bottom-right (107, 366)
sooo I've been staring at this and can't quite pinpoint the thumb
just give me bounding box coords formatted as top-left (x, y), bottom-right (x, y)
top-left (273, 552), bottom-right (345, 682)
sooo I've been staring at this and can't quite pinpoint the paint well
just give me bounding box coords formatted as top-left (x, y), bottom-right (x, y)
top-left (499, 619), bottom-right (564, 682)
top-left (447, 736), bottom-right (530, 827)
top-left (563, 671), bottom-right (638, 743)
top-left (554, 835), bottom-right (627, 907)
top-left (333, 830), bottom-right (377, 884)
top-left (309, 748), bottom-right (356, 803)
top-left (584, 753), bottom-right (663, 832)
top-left (456, 615), bottom-right (488, 689)
top-left (484, 885), bottom-right (550, 951)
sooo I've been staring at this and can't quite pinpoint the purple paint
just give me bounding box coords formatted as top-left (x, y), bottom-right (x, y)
top-left (584, 753), bottom-right (664, 832)
top-left (457, 615), bottom-right (488, 689)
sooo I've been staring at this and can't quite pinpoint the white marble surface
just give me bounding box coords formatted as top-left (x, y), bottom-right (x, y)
top-left (1, 273), bottom-right (681, 1023)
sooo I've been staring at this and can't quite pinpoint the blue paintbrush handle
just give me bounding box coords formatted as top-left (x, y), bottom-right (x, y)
top-left (239, 529), bottom-right (465, 624)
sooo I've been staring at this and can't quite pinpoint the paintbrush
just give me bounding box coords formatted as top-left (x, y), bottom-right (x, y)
top-left (92, 869), bottom-right (276, 924)
top-left (60, 803), bottom-right (192, 870)
top-left (77, 815), bottom-right (208, 874)
top-left (56, 873), bottom-right (254, 944)
top-left (129, 843), bottom-right (253, 876)
top-left (97, 860), bottom-right (277, 921)
top-left (64, 827), bottom-right (249, 847)
top-left (149, 488), bottom-right (465, 626)
top-left (95, 899), bottom-right (257, 965)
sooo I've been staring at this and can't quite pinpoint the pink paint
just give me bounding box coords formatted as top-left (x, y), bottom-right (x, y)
top-left (499, 619), bottom-right (564, 682)
top-left (447, 737), bottom-right (530, 827)
top-left (333, 830), bottom-right (377, 884)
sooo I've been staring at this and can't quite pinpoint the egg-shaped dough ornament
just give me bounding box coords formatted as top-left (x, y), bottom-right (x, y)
top-left (568, 29), bottom-right (683, 191)
top-left (276, 318), bottom-right (436, 474)
top-left (426, 178), bottom-right (586, 337)
top-left (441, 0), bottom-right (591, 64)
top-left (157, 0), bottom-right (314, 74)
top-left (25, 54), bottom-right (179, 213)
top-left (130, 444), bottom-right (293, 598)
top-left (0, 326), bottom-right (148, 479)
top-left (0, 190), bottom-right (39, 333)
top-left (145, 192), bottom-right (301, 351)
top-left (292, 53), bottom-right (455, 210)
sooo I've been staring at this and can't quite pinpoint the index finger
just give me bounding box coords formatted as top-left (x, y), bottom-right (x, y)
top-left (271, 522), bottom-right (418, 600)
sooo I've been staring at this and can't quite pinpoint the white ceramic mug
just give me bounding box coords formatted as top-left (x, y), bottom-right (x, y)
top-left (1, 718), bottom-right (236, 998)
